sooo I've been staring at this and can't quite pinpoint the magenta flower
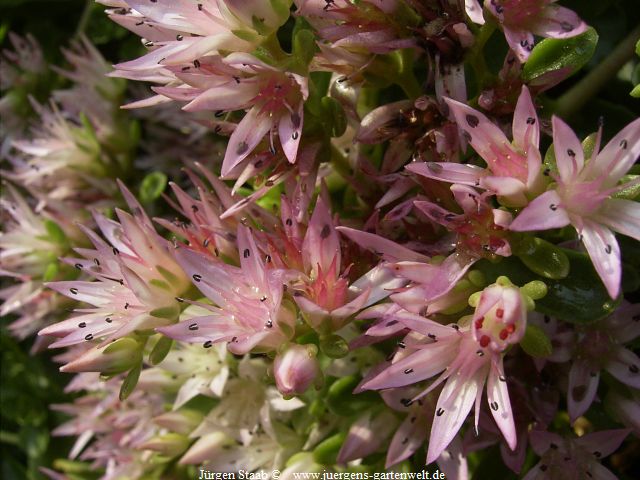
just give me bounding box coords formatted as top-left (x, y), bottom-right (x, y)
top-left (40, 182), bottom-right (190, 352)
top-left (362, 280), bottom-right (527, 464)
top-left (158, 225), bottom-right (295, 354)
top-left (105, 0), bottom-right (287, 72)
top-left (465, 1), bottom-right (588, 62)
top-left (524, 429), bottom-right (630, 480)
top-left (564, 302), bottom-right (640, 422)
top-left (153, 53), bottom-right (308, 175)
top-left (408, 86), bottom-right (544, 207)
top-left (295, 0), bottom-right (416, 55)
top-left (510, 117), bottom-right (640, 298)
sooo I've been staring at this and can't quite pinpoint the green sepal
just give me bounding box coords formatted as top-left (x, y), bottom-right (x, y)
top-left (613, 176), bottom-right (640, 200)
top-left (149, 336), bottom-right (173, 366)
top-left (312, 432), bottom-right (346, 465)
top-left (149, 304), bottom-right (180, 320)
top-left (42, 262), bottom-right (60, 282)
top-left (521, 324), bottom-right (553, 358)
top-left (43, 219), bottom-right (69, 248)
top-left (291, 28), bottom-right (318, 72)
top-left (139, 172), bottom-right (167, 204)
top-left (320, 96), bottom-right (347, 138)
top-left (119, 362), bottom-right (142, 401)
top-left (319, 334), bottom-right (349, 358)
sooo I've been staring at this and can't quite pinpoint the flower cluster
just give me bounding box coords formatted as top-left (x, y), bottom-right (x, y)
top-left (1, 1), bottom-right (639, 479)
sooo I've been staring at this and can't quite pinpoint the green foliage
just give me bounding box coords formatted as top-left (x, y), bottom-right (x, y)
top-left (524, 28), bottom-right (598, 84)
top-left (0, 326), bottom-right (72, 480)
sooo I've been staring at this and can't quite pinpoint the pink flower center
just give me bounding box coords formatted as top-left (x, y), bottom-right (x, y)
top-left (454, 205), bottom-right (509, 258)
top-left (253, 73), bottom-right (302, 119)
top-left (499, 0), bottom-right (550, 28)
top-left (474, 303), bottom-right (519, 352)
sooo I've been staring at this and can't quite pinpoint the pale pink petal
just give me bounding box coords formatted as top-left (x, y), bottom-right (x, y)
top-left (530, 5), bottom-right (588, 39)
top-left (182, 81), bottom-right (260, 112)
top-left (580, 220), bottom-right (621, 299)
top-left (574, 429), bottom-right (630, 458)
top-left (347, 265), bottom-right (408, 309)
top-left (126, 0), bottom-right (221, 35)
top-left (336, 227), bottom-right (429, 262)
top-left (385, 410), bottom-right (428, 468)
top-left (593, 198), bottom-right (640, 242)
top-left (605, 347), bottom-right (640, 389)
top-left (528, 430), bottom-right (563, 456)
top-left (406, 161), bottom-right (486, 186)
top-left (278, 102), bottom-right (304, 163)
top-left (426, 365), bottom-right (485, 464)
top-left (435, 57), bottom-right (467, 103)
top-left (480, 176), bottom-right (527, 200)
top-left (552, 115), bottom-right (584, 184)
top-left (302, 197), bottom-right (339, 274)
top-left (567, 359), bottom-right (600, 422)
top-left (414, 201), bottom-right (459, 229)
top-left (236, 225), bottom-right (268, 292)
top-left (221, 106), bottom-right (273, 177)
top-left (509, 190), bottom-right (571, 231)
top-left (512, 86), bottom-right (539, 153)
top-left (464, 0), bottom-right (484, 24)
top-left (362, 343), bottom-right (455, 390)
top-left (502, 28), bottom-right (535, 63)
top-left (588, 462), bottom-right (619, 480)
top-left (590, 117), bottom-right (640, 187)
top-left (443, 97), bottom-right (514, 167)
top-left (121, 94), bottom-right (173, 109)
top-left (487, 358), bottom-right (516, 450)
top-left (438, 435), bottom-right (469, 480)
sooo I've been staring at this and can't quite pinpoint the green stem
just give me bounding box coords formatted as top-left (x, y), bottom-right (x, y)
top-left (74, 0), bottom-right (93, 39)
top-left (467, 20), bottom-right (497, 90)
top-left (555, 26), bottom-right (640, 119)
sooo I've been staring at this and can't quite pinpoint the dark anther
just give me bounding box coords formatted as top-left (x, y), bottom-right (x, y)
top-left (236, 141), bottom-right (249, 155)
top-left (466, 114), bottom-right (480, 128)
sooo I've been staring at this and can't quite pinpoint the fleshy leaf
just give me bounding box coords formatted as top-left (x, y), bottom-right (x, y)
top-left (523, 28), bottom-right (598, 83)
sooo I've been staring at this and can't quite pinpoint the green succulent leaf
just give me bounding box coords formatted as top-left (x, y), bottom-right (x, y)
top-left (523, 28), bottom-right (598, 83)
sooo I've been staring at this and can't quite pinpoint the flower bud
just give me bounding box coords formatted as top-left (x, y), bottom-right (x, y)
top-left (139, 433), bottom-right (189, 457)
top-left (59, 337), bottom-right (141, 374)
top-left (472, 282), bottom-right (527, 352)
top-left (274, 344), bottom-right (321, 396)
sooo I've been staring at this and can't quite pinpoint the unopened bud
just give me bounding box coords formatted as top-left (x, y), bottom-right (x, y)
top-left (274, 344), bottom-right (321, 397)
top-left (472, 282), bottom-right (527, 352)
top-left (60, 337), bottom-right (141, 374)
